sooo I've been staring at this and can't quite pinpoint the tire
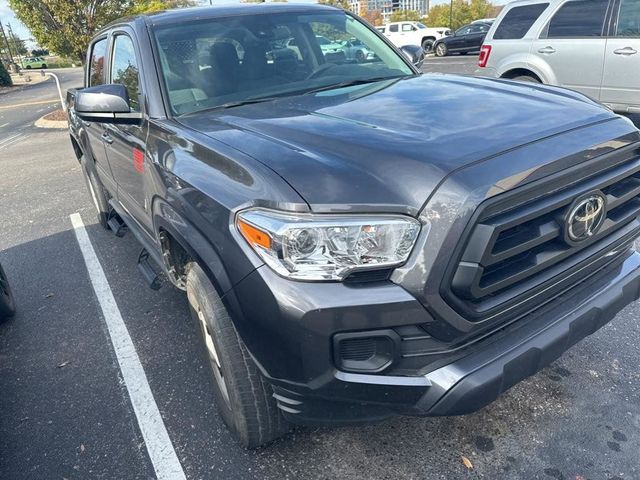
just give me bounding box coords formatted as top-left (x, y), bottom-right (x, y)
top-left (80, 155), bottom-right (110, 229)
top-left (41, 64), bottom-right (47, 69)
top-left (421, 39), bottom-right (434, 54)
top-left (512, 75), bottom-right (541, 83)
top-left (25, 65), bottom-right (31, 69)
top-left (435, 43), bottom-right (448, 57)
top-left (0, 263), bottom-right (16, 320)
top-left (186, 263), bottom-right (290, 448)
top-left (355, 50), bottom-right (365, 63)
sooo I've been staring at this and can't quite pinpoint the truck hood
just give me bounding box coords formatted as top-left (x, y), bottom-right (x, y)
top-left (179, 74), bottom-right (615, 213)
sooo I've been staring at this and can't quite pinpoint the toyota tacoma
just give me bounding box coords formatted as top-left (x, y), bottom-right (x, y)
top-left (67, 4), bottom-right (640, 448)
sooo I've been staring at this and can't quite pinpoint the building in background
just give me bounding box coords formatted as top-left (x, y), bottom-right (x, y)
top-left (348, 0), bottom-right (431, 23)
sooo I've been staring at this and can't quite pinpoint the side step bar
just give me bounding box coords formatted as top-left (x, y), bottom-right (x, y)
top-left (137, 249), bottom-right (163, 290)
top-left (107, 211), bottom-right (128, 237)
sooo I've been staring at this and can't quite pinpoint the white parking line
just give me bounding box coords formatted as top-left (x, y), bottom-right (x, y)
top-left (70, 213), bottom-right (187, 480)
top-left (0, 133), bottom-right (28, 151)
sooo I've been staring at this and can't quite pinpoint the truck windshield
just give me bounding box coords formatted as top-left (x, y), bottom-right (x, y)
top-left (152, 10), bottom-right (414, 115)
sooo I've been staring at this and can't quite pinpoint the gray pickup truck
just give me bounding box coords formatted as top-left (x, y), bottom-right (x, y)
top-left (67, 4), bottom-right (640, 448)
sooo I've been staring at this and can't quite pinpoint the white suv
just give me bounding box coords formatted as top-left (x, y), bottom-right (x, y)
top-left (378, 22), bottom-right (451, 53)
top-left (478, 0), bottom-right (640, 114)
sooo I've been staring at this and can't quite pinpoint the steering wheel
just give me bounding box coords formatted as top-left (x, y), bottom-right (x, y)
top-left (306, 62), bottom-right (337, 80)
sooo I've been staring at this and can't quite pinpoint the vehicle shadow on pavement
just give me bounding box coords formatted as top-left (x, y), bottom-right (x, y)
top-left (1, 226), bottom-right (639, 480)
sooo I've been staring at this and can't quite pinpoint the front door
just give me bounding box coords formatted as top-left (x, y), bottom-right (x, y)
top-left (104, 31), bottom-right (152, 233)
top-left (529, 0), bottom-right (610, 100)
top-left (601, 0), bottom-right (640, 112)
top-left (84, 36), bottom-right (117, 196)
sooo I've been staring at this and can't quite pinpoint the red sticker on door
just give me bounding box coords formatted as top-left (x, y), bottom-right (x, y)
top-left (133, 148), bottom-right (145, 174)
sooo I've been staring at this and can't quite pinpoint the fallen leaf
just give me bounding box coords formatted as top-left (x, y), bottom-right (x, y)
top-left (57, 361), bottom-right (70, 368)
top-left (45, 293), bottom-right (54, 298)
top-left (80, 444), bottom-right (85, 453)
top-left (461, 456), bottom-right (473, 470)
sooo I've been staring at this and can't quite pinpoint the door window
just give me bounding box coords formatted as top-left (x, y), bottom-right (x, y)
top-left (546, 0), bottom-right (609, 38)
top-left (111, 35), bottom-right (141, 112)
top-left (616, 0), bottom-right (640, 37)
top-left (89, 38), bottom-right (108, 86)
top-left (493, 4), bottom-right (549, 39)
top-left (401, 24), bottom-right (413, 32)
top-left (389, 24), bottom-right (398, 33)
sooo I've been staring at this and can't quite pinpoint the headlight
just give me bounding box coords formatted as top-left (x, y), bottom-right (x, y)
top-left (236, 208), bottom-right (421, 281)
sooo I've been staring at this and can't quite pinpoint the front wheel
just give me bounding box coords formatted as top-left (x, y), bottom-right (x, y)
top-left (0, 263), bottom-right (16, 320)
top-left (512, 75), bottom-right (541, 83)
top-left (435, 43), bottom-right (448, 57)
top-left (25, 65), bottom-right (31, 69)
top-left (186, 263), bottom-right (290, 448)
top-left (421, 39), bottom-right (434, 54)
top-left (41, 64), bottom-right (47, 69)
top-left (355, 50), bottom-right (365, 63)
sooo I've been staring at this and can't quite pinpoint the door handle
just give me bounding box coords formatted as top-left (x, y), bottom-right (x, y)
top-left (101, 131), bottom-right (113, 144)
top-left (614, 47), bottom-right (637, 56)
top-left (538, 46), bottom-right (556, 54)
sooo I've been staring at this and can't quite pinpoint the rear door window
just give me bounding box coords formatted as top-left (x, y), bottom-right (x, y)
top-left (89, 38), bottom-right (108, 86)
top-left (546, 0), bottom-right (609, 38)
top-left (389, 24), bottom-right (398, 33)
top-left (493, 3), bottom-right (549, 39)
top-left (615, 0), bottom-right (640, 37)
top-left (110, 35), bottom-right (141, 112)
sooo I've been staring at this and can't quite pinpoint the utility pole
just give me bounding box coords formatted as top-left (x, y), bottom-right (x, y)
top-left (0, 23), bottom-right (15, 63)
top-left (449, 0), bottom-right (453, 29)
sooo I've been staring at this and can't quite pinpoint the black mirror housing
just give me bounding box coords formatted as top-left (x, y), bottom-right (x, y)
top-left (75, 84), bottom-right (141, 125)
top-left (400, 45), bottom-right (425, 69)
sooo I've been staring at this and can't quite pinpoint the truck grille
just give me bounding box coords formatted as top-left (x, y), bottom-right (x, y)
top-left (445, 147), bottom-right (640, 321)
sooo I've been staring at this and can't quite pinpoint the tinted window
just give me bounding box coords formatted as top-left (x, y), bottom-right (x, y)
top-left (154, 11), bottom-right (412, 115)
top-left (389, 24), bottom-right (398, 32)
top-left (616, 0), bottom-right (640, 37)
top-left (493, 4), bottom-right (549, 39)
top-left (89, 38), bottom-right (108, 86)
top-left (547, 0), bottom-right (609, 37)
top-left (111, 35), bottom-right (140, 112)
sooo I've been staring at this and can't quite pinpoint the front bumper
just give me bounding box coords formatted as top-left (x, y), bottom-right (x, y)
top-left (229, 248), bottom-right (640, 425)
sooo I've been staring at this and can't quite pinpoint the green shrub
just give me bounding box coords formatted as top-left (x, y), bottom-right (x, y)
top-left (0, 59), bottom-right (12, 87)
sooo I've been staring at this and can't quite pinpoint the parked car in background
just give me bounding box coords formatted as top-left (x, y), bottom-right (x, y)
top-left (21, 57), bottom-right (47, 69)
top-left (381, 21), bottom-right (451, 53)
top-left (434, 21), bottom-right (492, 56)
top-left (0, 262), bottom-right (16, 320)
top-left (315, 35), bottom-right (344, 55)
top-left (341, 38), bottom-right (376, 62)
top-left (479, 0), bottom-right (640, 114)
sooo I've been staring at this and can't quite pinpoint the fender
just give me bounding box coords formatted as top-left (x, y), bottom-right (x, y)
top-left (496, 52), bottom-right (554, 84)
top-left (152, 196), bottom-right (235, 297)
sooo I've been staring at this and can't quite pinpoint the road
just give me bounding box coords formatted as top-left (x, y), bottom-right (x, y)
top-left (1, 63), bottom-right (639, 480)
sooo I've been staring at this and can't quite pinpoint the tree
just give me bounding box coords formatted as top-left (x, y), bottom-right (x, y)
top-left (359, 2), bottom-right (383, 26)
top-left (318, 0), bottom-right (351, 11)
top-left (31, 48), bottom-right (50, 56)
top-left (8, 0), bottom-right (194, 63)
top-left (426, 0), bottom-right (493, 30)
top-left (0, 59), bottom-right (12, 86)
top-left (389, 10), bottom-right (422, 22)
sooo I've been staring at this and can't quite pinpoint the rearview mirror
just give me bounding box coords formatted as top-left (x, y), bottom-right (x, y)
top-left (400, 45), bottom-right (425, 69)
top-left (75, 84), bottom-right (141, 124)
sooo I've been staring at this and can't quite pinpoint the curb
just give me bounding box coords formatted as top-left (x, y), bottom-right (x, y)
top-left (35, 114), bottom-right (68, 129)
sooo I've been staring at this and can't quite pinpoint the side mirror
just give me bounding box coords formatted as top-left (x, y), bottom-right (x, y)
top-left (75, 84), bottom-right (141, 124)
top-left (400, 45), bottom-right (425, 69)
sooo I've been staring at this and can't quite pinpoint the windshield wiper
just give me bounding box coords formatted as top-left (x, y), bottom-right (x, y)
top-left (302, 75), bottom-right (407, 95)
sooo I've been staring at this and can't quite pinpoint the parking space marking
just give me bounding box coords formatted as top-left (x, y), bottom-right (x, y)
top-left (0, 133), bottom-right (28, 151)
top-left (70, 213), bottom-right (187, 480)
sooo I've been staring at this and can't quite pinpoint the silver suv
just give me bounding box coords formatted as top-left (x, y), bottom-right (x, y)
top-left (478, 0), bottom-right (640, 114)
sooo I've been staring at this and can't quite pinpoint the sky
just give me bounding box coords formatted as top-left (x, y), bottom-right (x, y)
top-left (0, 0), bottom-right (511, 50)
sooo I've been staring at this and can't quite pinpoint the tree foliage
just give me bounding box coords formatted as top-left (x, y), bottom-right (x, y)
top-left (318, 0), bottom-right (351, 11)
top-left (0, 59), bottom-right (12, 86)
top-left (8, 0), bottom-right (194, 62)
top-left (389, 10), bottom-right (422, 22)
top-left (427, 0), bottom-right (494, 29)
top-left (428, 0), bottom-right (495, 29)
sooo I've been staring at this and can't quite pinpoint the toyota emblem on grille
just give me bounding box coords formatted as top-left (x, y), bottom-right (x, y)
top-left (566, 192), bottom-right (606, 243)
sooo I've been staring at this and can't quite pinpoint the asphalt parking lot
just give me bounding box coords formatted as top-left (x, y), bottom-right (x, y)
top-left (1, 63), bottom-right (640, 480)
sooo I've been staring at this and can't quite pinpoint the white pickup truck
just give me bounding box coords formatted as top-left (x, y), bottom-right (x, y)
top-left (377, 21), bottom-right (451, 53)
